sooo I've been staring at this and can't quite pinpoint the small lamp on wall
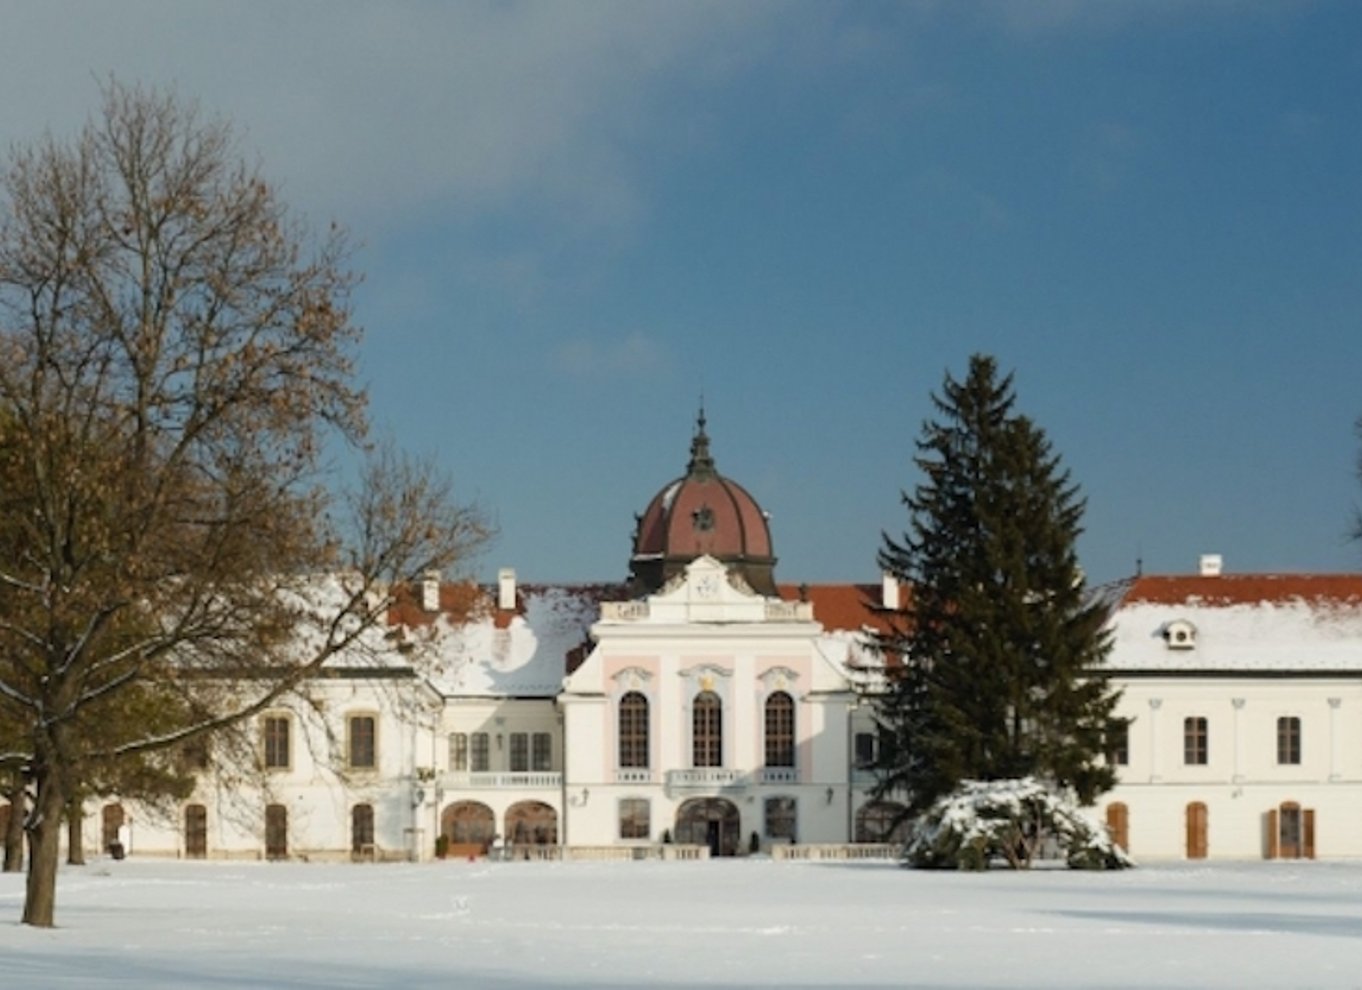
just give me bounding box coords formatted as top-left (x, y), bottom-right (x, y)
top-left (825, 787), bottom-right (835, 805)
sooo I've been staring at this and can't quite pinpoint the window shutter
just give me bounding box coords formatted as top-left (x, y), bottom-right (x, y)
top-left (1266, 809), bottom-right (1279, 860)
top-left (1303, 809), bottom-right (1316, 859)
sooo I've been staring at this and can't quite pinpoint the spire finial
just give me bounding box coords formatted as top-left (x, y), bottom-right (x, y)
top-left (687, 403), bottom-right (715, 477)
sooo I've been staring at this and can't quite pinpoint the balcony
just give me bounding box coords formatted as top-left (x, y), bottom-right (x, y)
top-left (441, 771), bottom-right (562, 790)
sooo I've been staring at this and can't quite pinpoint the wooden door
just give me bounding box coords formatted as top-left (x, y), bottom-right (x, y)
top-left (184, 804), bottom-right (208, 859)
top-left (1105, 802), bottom-right (1129, 852)
top-left (1278, 802), bottom-right (1302, 859)
top-left (1303, 808), bottom-right (1316, 859)
top-left (1185, 802), bottom-right (1208, 859)
top-left (265, 804), bottom-right (288, 860)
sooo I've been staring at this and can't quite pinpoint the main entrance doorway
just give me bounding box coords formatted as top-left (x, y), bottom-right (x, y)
top-left (674, 798), bottom-right (740, 857)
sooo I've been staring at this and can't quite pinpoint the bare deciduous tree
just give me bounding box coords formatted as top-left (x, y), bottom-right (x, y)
top-left (0, 81), bottom-right (489, 927)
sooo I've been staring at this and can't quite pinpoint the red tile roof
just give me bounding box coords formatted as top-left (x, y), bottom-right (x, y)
top-left (1120, 574), bottom-right (1362, 608)
top-left (778, 582), bottom-right (909, 635)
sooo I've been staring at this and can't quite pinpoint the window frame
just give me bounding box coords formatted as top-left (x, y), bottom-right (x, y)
top-left (532, 732), bottom-right (552, 771)
top-left (692, 691), bottom-right (723, 768)
top-left (262, 714), bottom-right (291, 771)
top-left (509, 732), bottom-right (529, 773)
top-left (764, 691), bottom-right (795, 768)
top-left (1276, 716), bottom-right (1302, 765)
top-left (449, 732), bottom-right (468, 772)
top-left (1183, 716), bottom-right (1208, 766)
top-left (347, 713), bottom-right (377, 770)
top-left (764, 796), bottom-right (797, 841)
top-left (618, 691), bottom-right (650, 769)
top-left (618, 798), bottom-right (650, 840)
top-left (470, 732), bottom-right (490, 772)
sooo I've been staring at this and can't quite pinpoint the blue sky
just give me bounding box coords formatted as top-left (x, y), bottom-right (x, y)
top-left (3, 2), bottom-right (1360, 586)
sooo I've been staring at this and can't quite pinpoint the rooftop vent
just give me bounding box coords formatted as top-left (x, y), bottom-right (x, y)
top-left (881, 573), bottom-right (900, 611)
top-left (421, 570), bottom-right (441, 612)
top-left (498, 567), bottom-right (517, 611)
top-left (1199, 554), bottom-right (1223, 577)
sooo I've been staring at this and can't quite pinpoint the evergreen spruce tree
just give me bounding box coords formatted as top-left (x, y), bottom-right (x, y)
top-left (876, 354), bottom-right (1117, 813)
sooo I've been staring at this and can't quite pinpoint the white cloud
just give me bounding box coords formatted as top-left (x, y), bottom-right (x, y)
top-left (0, 2), bottom-right (785, 236)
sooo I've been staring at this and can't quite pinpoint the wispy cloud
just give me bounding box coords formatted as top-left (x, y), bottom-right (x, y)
top-left (555, 332), bottom-right (670, 379)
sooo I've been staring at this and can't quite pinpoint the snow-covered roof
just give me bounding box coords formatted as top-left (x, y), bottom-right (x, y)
top-left (403, 584), bottom-right (618, 697)
top-left (1105, 573), bottom-right (1362, 673)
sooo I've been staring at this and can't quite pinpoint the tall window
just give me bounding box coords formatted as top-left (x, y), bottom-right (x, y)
top-left (764, 692), bottom-right (795, 768)
top-left (1106, 719), bottom-right (1130, 766)
top-left (470, 732), bottom-right (490, 772)
top-left (692, 691), bottom-right (722, 768)
top-left (349, 715), bottom-right (376, 769)
top-left (1277, 716), bottom-right (1301, 765)
top-left (619, 798), bottom-right (650, 840)
top-left (1183, 716), bottom-right (1208, 766)
top-left (351, 804), bottom-right (375, 854)
top-left (619, 692), bottom-right (650, 768)
top-left (764, 797), bottom-right (797, 841)
top-left (509, 732), bottom-right (529, 772)
top-left (532, 732), bottom-right (552, 771)
top-left (449, 733), bottom-right (468, 771)
top-left (263, 715), bottom-right (290, 770)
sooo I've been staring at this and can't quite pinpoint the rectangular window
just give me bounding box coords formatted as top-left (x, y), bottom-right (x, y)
top-left (619, 798), bottom-right (650, 840)
top-left (1106, 719), bottom-right (1130, 766)
top-left (349, 715), bottom-right (376, 769)
top-left (263, 715), bottom-right (290, 770)
top-left (509, 732), bottom-right (529, 772)
top-left (764, 797), bottom-right (797, 841)
top-left (470, 732), bottom-right (490, 772)
top-left (449, 733), bottom-right (468, 771)
top-left (854, 731), bottom-right (877, 769)
top-left (1183, 716), bottom-right (1208, 766)
top-left (1277, 716), bottom-right (1301, 765)
top-left (532, 732), bottom-right (552, 771)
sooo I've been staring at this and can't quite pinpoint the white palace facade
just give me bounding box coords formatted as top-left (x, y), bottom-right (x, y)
top-left (13, 420), bottom-right (1362, 864)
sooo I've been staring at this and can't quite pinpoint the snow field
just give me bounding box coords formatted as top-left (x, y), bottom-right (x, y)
top-left (2, 858), bottom-right (1361, 988)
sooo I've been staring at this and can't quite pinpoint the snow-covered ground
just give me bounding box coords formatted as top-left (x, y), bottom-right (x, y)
top-left (3, 858), bottom-right (1361, 988)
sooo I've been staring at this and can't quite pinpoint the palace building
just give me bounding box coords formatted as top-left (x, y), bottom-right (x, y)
top-left (15, 420), bottom-right (1362, 863)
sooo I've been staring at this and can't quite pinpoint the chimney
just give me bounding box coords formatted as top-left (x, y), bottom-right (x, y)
top-left (421, 570), bottom-right (441, 612)
top-left (498, 567), bottom-right (517, 611)
top-left (881, 572), bottom-right (900, 610)
top-left (1199, 554), bottom-right (1223, 578)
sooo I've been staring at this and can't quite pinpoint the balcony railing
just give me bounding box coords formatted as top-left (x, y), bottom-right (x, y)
top-left (441, 771), bottom-right (562, 790)
top-left (615, 769), bottom-right (654, 784)
top-left (759, 767), bottom-right (798, 784)
top-left (665, 768), bottom-right (747, 792)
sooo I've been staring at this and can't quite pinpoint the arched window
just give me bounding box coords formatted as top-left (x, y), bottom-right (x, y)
top-left (693, 691), bottom-right (722, 767)
top-left (619, 692), bottom-right (649, 769)
top-left (764, 692), bottom-right (795, 767)
top-left (351, 803), bottom-right (375, 855)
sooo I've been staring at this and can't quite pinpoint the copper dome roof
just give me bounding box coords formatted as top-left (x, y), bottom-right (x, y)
top-left (628, 412), bottom-right (777, 596)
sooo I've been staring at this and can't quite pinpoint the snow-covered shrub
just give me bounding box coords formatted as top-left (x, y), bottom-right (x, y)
top-left (903, 777), bottom-right (1133, 871)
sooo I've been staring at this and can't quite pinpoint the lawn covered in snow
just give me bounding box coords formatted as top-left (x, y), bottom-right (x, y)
top-left (2, 857), bottom-right (1361, 988)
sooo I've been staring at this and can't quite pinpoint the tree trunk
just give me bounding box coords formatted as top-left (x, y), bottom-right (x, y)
top-left (3, 780), bottom-right (23, 872)
top-left (22, 770), bottom-right (65, 927)
top-left (65, 798), bottom-right (85, 866)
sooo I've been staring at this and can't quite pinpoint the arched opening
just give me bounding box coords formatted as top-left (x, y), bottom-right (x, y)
top-left (855, 801), bottom-right (909, 844)
top-left (265, 804), bottom-right (288, 860)
top-left (692, 691), bottom-right (722, 767)
top-left (1269, 801), bottom-right (1314, 860)
top-left (101, 803), bottom-right (125, 854)
top-left (440, 800), bottom-right (495, 854)
top-left (618, 692), bottom-right (649, 769)
top-left (505, 801), bottom-right (558, 848)
top-left (1185, 801), bottom-right (1208, 859)
top-left (764, 692), bottom-right (795, 768)
top-left (184, 804), bottom-right (208, 859)
top-left (1105, 802), bottom-right (1129, 853)
top-left (674, 797), bottom-right (740, 857)
top-left (351, 803), bottom-right (375, 856)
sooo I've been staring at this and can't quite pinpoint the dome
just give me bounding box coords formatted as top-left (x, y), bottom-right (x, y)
top-left (629, 412), bottom-right (777, 596)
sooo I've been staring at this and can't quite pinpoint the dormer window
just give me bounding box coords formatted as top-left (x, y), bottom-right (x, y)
top-left (1163, 619), bottom-right (1197, 650)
